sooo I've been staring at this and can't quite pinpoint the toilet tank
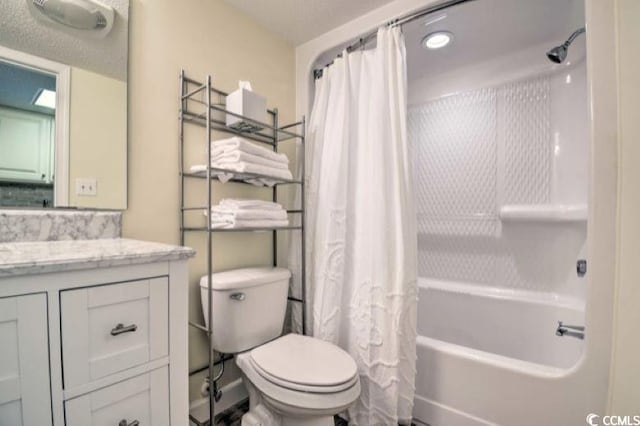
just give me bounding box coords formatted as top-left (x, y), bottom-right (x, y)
top-left (200, 267), bottom-right (291, 353)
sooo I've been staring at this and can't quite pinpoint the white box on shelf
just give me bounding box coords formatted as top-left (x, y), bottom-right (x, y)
top-left (226, 88), bottom-right (267, 132)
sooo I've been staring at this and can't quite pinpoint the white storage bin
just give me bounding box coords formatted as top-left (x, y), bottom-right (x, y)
top-left (226, 87), bottom-right (267, 132)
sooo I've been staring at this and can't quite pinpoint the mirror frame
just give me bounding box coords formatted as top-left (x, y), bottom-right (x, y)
top-left (0, 44), bottom-right (70, 207)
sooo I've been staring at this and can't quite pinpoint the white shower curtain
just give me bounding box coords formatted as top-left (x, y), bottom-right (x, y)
top-left (299, 26), bottom-right (418, 425)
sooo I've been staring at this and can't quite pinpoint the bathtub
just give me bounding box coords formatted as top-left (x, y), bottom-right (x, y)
top-left (413, 278), bottom-right (585, 425)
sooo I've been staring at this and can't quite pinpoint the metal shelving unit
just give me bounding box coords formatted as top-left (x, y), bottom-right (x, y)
top-left (179, 71), bottom-right (306, 426)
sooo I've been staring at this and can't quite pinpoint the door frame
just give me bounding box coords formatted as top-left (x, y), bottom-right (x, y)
top-left (0, 44), bottom-right (70, 207)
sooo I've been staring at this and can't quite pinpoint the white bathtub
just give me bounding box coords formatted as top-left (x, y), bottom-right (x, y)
top-left (413, 278), bottom-right (585, 425)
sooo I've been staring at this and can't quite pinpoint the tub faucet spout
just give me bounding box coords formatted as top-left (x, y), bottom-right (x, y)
top-left (556, 321), bottom-right (585, 339)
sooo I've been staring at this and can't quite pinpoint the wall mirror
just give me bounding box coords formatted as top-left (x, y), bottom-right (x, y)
top-left (0, 0), bottom-right (128, 209)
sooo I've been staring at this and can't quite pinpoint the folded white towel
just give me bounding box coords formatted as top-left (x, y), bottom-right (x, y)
top-left (188, 164), bottom-right (235, 181)
top-left (212, 150), bottom-right (290, 170)
top-left (204, 199), bottom-right (289, 229)
top-left (211, 137), bottom-right (289, 164)
top-left (188, 165), bottom-right (292, 187)
top-left (218, 198), bottom-right (283, 210)
top-left (244, 178), bottom-right (279, 187)
top-left (210, 161), bottom-right (294, 181)
top-left (210, 208), bottom-right (288, 221)
top-left (211, 218), bottom-right (289, 229)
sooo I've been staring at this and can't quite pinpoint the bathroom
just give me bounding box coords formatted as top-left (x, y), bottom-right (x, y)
top-left (0, 0), bottom-right (638, 425)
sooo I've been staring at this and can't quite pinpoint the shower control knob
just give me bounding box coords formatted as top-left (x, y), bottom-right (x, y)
top-left (577, 259), bottom-right (587, 277)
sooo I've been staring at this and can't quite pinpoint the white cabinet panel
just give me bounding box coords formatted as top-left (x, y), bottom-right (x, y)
top-left (0, 107), bottom-right (54, 183)
top-left (61, 278), bottom-right (169, 390)
top-left (0, 294), bottom-right (52, 426)
top-left (64, 366), bottom-right (169, 426)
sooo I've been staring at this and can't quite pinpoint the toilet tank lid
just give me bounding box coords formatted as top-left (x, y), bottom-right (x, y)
top-left (199, 267), bottom-right (291, 290)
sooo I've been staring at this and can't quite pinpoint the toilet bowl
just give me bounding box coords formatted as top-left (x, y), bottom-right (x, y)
top-left (199, 267), bottom-right (361, 425)
top-left (237, 334), bottom-right (360, 425)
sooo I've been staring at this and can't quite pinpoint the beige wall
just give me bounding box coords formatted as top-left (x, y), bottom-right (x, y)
top-left (68, 67), bottom-right (127, 209)
top-left (608, 0), bottom-right (640, 414)
top-left (123, 0), bottom-right (295, 403)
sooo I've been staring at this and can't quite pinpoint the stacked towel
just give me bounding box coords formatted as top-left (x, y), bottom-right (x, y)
top-left (206, 198), bottom-right (289, 229)
top-left (190, 137), bottom-right (293, 187)
top-left (211, 138), bottom-right (289, 166)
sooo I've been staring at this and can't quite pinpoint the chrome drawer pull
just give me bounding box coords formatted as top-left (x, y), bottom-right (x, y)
top-left (118, 420), bottom-right (139, 426)
top-left (110, 323), bottom-right (138, 336)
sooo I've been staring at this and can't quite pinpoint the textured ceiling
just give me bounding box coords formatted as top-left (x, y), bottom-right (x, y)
top-left (0, 61), bottom-right (56, 115)
top-left (224, 0), bottom-right (396, 45)
top-left (0, 0), bottom-right (128, 80)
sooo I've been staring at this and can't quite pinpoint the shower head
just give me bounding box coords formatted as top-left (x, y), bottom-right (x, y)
top-left (546, 45), bottom-right (568, 64)
top-left (546, 27), bottom-right (585, 64)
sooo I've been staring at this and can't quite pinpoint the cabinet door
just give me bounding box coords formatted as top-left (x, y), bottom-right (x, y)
top-left (0, 107), bottom-right (54, 183)
top-left (0, 294), bottom-right (52, 426)
top-left (65, 366), bottom-right (169, 426)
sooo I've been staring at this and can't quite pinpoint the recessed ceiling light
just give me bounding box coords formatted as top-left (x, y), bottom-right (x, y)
top-left (422, 31), bottom-right (453, 49)
top-left (34, 89), bottom-right (56, 109)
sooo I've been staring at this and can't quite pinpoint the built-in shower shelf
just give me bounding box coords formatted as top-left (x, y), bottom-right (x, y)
top-left (499, 204), bottom-right (587, 223)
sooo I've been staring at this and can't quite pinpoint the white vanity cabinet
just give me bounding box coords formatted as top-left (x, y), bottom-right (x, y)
top-left (0, 239), bottom-right (193, 426)
top-left (0, 294), bottom-right (52, 426)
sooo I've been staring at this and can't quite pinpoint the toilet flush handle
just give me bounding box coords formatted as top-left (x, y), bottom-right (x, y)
top-left (229, 292), bottom-right (246, 301)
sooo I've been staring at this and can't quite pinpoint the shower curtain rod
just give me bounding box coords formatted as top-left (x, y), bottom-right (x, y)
top-left (313, 0), bottom-right (475, 79)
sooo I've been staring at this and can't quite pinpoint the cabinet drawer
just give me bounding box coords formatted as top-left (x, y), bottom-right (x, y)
top-left (65, 366), bottom-right (169, 426)
top-left (61, 278), bottom-right (168, 389)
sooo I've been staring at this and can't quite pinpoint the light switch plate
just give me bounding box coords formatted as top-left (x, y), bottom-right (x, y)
top-left (75, 178), bottom-right (97, 196)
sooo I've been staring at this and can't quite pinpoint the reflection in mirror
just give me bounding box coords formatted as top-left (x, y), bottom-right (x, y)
top-left (0, 61), bottom-right (56, 208)
top-left (0, 0), bottom-right (128, 209)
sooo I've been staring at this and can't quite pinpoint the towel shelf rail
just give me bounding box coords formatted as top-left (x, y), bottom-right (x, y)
top-left (181, 226), bottom-right (303, 233)
top-left (182, 104), bottom-right (303, 143)
top-left (182, 169), bottom-right (303, 185)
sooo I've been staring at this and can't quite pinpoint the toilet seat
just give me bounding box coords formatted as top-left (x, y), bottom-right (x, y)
top-left (249, 357), bottom-right (359, 393)
top-left (235, 334), bottom-right (361, 414)
top-left (249, 334), bottom-right (358, 393)
top-left (236, 357), bottom-right (360, 415)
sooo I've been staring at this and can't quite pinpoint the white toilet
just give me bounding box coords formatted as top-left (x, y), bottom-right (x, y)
top-left (200, 267), bottom-right (360, 426)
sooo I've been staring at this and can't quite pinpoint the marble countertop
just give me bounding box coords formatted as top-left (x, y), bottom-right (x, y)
top-left (0, 209), bottom-right (122, 242)
top-left (0, 238), bottom-right (196, 277)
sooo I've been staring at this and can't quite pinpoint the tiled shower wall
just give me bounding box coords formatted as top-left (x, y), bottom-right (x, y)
top-left (409, 74), bottom-right (586, 295)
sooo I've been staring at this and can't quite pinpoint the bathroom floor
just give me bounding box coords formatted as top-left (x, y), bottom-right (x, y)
top-left (212, 401), bottom-right (419, 426)
top-left (211, 400), bottom-right (349, 426)
top-left (212, 400), bottom-right (248, 425)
